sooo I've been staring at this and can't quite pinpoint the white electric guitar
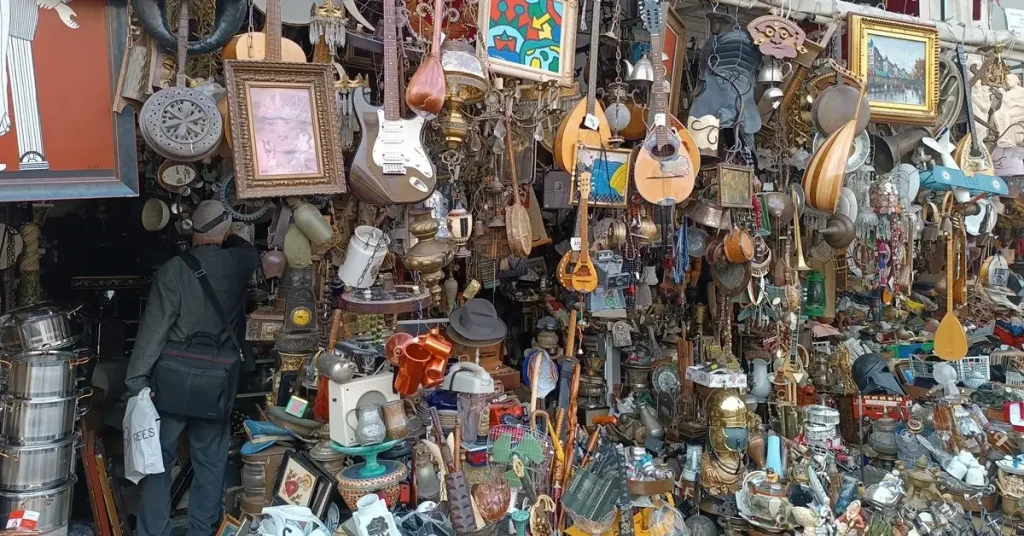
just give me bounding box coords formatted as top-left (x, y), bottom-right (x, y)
top-left (348, 0), bottom-right (436, 205)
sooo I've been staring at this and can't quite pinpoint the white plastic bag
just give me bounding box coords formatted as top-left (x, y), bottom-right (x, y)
top-left (259, 506), bottom-right (328, 536)
top-left (123, 388), bottom-right (164, 484)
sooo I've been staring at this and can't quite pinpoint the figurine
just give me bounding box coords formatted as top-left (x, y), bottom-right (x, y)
top-left (835, 500), bottom-right (865, 536)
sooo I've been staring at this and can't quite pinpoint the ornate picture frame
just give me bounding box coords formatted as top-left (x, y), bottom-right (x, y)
top-left (665, 9), bottom-right (688, 116)
top-left (476, 0), bottom-right (578, 86)
top-left (848, 14), bottom-right (939, 126)
top-left (223, 60), bottom-right (346, 199)
top-left (0, 0), bottom-right (138, 202)
top-left (717, 164), bottom-right (754, 208)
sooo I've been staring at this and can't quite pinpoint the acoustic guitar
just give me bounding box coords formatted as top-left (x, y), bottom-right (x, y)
top-left (556, 170), bottom-right (598, 293)
top-left (631, 0), bottom-right (699, 206)
top-left (219, 0), bottom-right (305, 145)
top-left (348, 0), bottom-right (436, 205)
top-left (552, 0), bottom-right (611, 172)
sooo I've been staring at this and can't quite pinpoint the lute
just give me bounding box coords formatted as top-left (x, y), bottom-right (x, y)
top-left (953, 44), bottom-right (992, 176)
top-left (632, 0), bottom-right (699, 206)
top-left (556, 169), bottom-right (598, 293)
top-left (405, 0), bottom-right (446, 116)
top-left (349, 0), bottom-right (436, 205)
top-left (552, 0), bottom-right (611, 172)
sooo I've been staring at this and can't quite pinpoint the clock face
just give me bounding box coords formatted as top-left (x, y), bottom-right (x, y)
top-left (159, 162), bottom-right (197, 188)
top-left (290, 307), bottom-right (312, 327)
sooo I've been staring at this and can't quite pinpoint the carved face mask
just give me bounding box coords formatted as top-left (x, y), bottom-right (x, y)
top-left (747, 15), bottom-right (806, 59)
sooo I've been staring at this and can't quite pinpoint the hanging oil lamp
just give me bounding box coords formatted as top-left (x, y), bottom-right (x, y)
top-left (605, 81), bottom-right (632, 145)
top-left (803, 270), bottom-right (826, 317)
top-left (438, 41), bottom-right (487, 150)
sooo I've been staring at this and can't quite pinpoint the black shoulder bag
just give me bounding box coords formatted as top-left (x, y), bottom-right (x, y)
top-left (151, 253), bottom-right (244, 420)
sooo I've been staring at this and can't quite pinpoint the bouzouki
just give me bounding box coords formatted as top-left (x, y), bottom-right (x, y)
top-left (349, 0), bottom-right (436, 205)
top-left (556, 169), bottom-right (599, 293)
top-left (632, 0), bottom-right (699, 206)
top-left (552, 0), bottom-right (611, 172)
top-left (220, 0), bottom-right (305, 146)
top-left (405, 0), bottom-right (446, 116)
top-left (953, 44), bottom-right (992, 176)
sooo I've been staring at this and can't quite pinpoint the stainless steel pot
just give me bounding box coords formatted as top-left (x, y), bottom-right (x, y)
top-left (0, 393), bottom-right (83, 445)
top-left (1, 350), bottom-right (86, 398)
top-left (0, 303), bottom-right (82, 353)
top-left (0, 476), bottom-right (74, 531)
top-left (0, 437), bottom-right (76, 491)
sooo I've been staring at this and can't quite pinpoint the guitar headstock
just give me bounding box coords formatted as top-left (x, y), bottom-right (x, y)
top-left (640, 0), bottom-right (664, 34)
top-left (578, 171), bottom-right (593, 200)
top-left (955, 43), bottom-right (968, 69)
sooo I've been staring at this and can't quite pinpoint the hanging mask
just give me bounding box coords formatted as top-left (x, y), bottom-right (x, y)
top-left (746, 14), bottom-right (806, 59)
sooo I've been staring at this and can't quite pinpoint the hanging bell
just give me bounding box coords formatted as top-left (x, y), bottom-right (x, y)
top-left (626, 55), bottom-right (655, 85)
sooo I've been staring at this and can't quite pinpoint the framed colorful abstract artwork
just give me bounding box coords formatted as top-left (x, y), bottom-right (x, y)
top-left (569, 146), bottom-right (631, 208)
top-left (477, 0), bottom-right (579, 85)
top-left (0, 0), bottom-right (138, 201)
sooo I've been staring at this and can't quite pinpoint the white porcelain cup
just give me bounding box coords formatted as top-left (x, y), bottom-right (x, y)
top-left (945, 458), bottom-right (968, 480)
top-left (957, 450), bottom-right (976, 465)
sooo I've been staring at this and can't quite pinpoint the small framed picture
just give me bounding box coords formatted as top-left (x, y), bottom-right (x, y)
top-left (717, 164), bottom-right (754, 209)
top-left (217, 516), bottom-right (242, 536)
top-left (272, 451), bottom-right (320, 508)
top-left (570, 146), bottom-right (632, 208)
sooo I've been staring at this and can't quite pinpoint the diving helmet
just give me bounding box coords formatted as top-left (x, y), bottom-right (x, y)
top-left (708, 389), bottom-right (749, 453)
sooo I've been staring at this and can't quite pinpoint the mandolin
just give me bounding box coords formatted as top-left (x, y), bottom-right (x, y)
top-left (631, 0), bottom-right (699, 206)
top-left (952, 44), bottom-right (992, 176)
top-left (220, 0), bottom-right (305, 146)
top-left (552, 0), bottom-right (611, 172)
top-left (348, 0), bottom-right (436, 205)
top-left (405, 0), bottom-right (446, 116)
top-left (556, 169), bottom-right (599, 293)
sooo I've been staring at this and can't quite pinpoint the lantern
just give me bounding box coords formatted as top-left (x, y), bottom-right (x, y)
top-left (804, 270), bottom-right (826, 317)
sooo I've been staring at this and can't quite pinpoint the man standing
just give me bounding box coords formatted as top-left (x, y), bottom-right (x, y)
top-left (0, 0), bottom-right (79, 171)
top-left (126, 201), bottom-right (258, 536)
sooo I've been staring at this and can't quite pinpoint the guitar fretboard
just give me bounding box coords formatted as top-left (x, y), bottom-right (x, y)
top-left (266, 0), bottom-right (282, 61)
top-left (383, 0), bottom-right (401, 121)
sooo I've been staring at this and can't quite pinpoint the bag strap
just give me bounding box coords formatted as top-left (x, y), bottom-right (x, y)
top-left (179, 253), bottom-right (244, 360)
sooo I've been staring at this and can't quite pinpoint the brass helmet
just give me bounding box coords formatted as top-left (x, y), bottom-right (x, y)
top-left (708, 389), bottom-right (750, 453)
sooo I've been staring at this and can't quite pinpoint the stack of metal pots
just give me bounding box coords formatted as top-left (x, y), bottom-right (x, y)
top-left (0, 303), bottom-right (88, 533)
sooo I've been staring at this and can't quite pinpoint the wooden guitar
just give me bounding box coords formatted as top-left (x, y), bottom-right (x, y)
top-left (632, 0), bottom-right (699, 206)
top-left (219, 0), bottom-right (305, 146)
top-left (552, 0), bottom-right (611, 172)
top-left (556, 171), bottom-right (599, 293)
top-left (953, 44), bottom-right (992, 176)
top-left (348, 0), bottom-right (436, 205)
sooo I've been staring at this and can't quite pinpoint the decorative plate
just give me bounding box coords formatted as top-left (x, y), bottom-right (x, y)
top-left (889, 164), bottom-right (921, 209)
top-left (140, 86), bottom-right (222, 162)
top-left (687, 226), bottom-right (709, 257)
top-left (836, 187), bottom-right (858, 223)
top-left (652, 364), bottom-right (681, 396)
top-left (812, 131), bottom-right (870, 173)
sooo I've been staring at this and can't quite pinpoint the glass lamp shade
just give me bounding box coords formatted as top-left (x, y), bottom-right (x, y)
top-left (606, 102), bottom-right (632, 132)
top-left (446, 207), bottom-right (473, 257)
top-left (804, 270), bottom-right (826, 316)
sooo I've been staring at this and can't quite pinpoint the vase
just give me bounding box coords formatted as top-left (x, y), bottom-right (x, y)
top-left (382, 400), bottom-right (409, 440)
top-left (405, 208), bottom-right (455, 307)
top-left (750, 358), bottom-right (772, 402)
top-left (355, 404), bottom-right (387, 446)
top-left (868, 417), bottom-right (899, 456)
top-left (353, 494), bottom-right (402, 536)
top-left (638, 403), bottom-right (664, 439)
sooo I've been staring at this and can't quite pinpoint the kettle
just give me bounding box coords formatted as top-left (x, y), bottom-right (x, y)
top-left (756, 58), bottom-right (792, 84)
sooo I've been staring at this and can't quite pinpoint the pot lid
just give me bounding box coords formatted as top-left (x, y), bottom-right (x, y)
top-left (0, 302), bottom-right (77, 327)
top-left (6, 349), bottom-right (78, 363)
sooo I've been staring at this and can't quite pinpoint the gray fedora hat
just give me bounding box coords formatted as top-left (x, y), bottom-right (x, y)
top-left (449, 299), bottom-right (507, 342)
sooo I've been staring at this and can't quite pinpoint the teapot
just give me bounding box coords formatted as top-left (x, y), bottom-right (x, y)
top-left (756, 58), bottom-right (792, 84)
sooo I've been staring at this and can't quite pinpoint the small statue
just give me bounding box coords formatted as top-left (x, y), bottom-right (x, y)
top-left (835, 500), bottom-right (865, 536)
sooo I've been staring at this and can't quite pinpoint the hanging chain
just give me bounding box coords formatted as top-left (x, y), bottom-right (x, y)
top-left (246, 0), bottom-right (256, 58)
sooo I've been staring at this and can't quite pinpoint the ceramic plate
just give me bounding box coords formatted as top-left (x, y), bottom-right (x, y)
top-left (836, 187), bottom-right (858, 223)
top-left (813, 131), bottom-right (870, 173)
top-left (890, 164), bottom-right (921, 209)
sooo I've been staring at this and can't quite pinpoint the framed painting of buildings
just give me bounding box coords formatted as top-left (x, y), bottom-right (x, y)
top-left (477, 0), bottom-right (578, 86)
top-left (0, 0), bottom-right (138, 201)
top-left (848, 14), bottom-right (938, 125)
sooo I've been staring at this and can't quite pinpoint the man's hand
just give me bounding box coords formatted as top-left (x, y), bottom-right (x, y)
top-left (55, 4), bottom-right (79, 29)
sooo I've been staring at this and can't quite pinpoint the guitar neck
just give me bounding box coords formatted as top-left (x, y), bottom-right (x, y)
top-left (431, 0), bottom-right (444, 54)
top-left (956, 45), bottom-right (981, 153)
top-left (266, 0), bottom-right (282, 61)
top-left (579, 195), bottom-right (591, 259)
top-left (383, 0), bottom-right (401, 121)
top-left (585, 0), bottom-right (602, 116)
top-left (789, 309), bottom-right (801, 358)
top-left (649, 26), bottom-right (669, 146)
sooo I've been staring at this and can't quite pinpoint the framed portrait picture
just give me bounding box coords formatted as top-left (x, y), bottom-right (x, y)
top-left (272, 450), bottom-right (321, 508)
top-left (664, 10), bottom-right (688, 116)
top-left (223, 61), bottom-right (346, 199)
top-left (216, 516), bottom-right (241, 536)
top-left (477, 0), bottom-right (578, 85)
top-left (570, 146), bottom-right (632, 208)
top-left (848, 14), bottom-right (938, 125)
top-left (0, 0), bottom-right (138, 201)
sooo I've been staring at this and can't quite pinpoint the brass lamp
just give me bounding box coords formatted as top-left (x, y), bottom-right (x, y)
top-left (439, 42), bottom-right (487, 150)
top-left (446, 200), bottom-right (473, 258)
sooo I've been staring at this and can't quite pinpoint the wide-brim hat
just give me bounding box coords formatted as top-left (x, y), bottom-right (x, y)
top-left (449, 299), bottom-right (507, 342)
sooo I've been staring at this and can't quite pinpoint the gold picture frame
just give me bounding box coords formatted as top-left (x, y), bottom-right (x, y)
top-left (665, 9), bottom-right (688, 116)
top-left (716, 163), bottom-right (754, 208)
top-left (476, 0), bottom-right (579, 86)
top-left (224, 60), bottom-right (347, 199)
top-left (848, 14), bottom-right (938, 126)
